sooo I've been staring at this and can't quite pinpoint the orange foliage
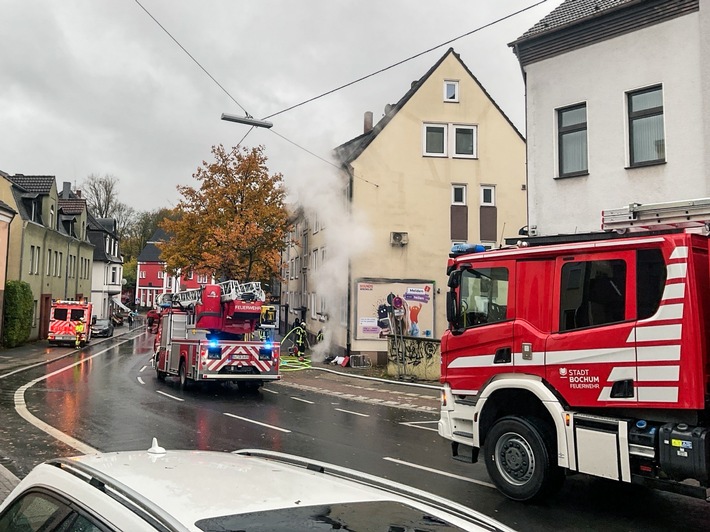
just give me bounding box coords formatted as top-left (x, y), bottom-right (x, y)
top-left (159, 145), bottom-right (289, 283)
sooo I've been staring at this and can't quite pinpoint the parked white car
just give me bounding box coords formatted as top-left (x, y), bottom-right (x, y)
top-left (0, 439), bottom-right (513, 531)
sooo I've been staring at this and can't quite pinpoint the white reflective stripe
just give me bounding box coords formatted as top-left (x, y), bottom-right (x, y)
top-left (637, 387), bottom-right (678, 402)
top-left (661, 283), bottom-right (685, 301)
top-left (635, 324), bottom-right (682, 342)
top-left (666, 263), bottom-right (687, 280)
top-left (607, 367), bottom-right (636, 381)
top-left (597, 387), bottom-right (637, 401)
top-left (638, 365), bottom-right (680, 382)
top-left (450, 389), bottom-right (479, 396)
top-left (637, 345), bottom-right (681, 361)
top-left (640, 303), bottom-right (684, 322)
top-left (512, 352), bottom-right (545, 365)
top-left (670, 246), bottom-right (688, 259)
top-left (546, 347), bottom-right (635, 365)
top-left (448, 355), bottom-right (503, 368)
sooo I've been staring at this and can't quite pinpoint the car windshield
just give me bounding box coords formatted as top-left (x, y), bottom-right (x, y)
top-left (94, 319), bottom-right (111, 327)
top-left (194, 501), bottom-right (472, 531)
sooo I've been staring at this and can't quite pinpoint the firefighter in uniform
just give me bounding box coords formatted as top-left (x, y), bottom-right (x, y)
top-left (295, 322), bottom-right (307, 361)
top-left (75, 318), bottom-right (85, 348)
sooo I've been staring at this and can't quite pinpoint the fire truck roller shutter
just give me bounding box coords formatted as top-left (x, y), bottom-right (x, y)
top-left (195, 285), bottom-right (223, 330)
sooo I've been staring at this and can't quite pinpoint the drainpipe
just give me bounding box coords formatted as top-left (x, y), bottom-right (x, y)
top-left (345, 164), bottom-right (354, 357)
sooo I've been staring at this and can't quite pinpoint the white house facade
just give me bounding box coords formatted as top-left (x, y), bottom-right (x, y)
top-left (511, 0), bottom-right (709, 236)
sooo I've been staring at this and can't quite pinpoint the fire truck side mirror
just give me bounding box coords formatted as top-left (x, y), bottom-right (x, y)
top-left (446, 291), bottom-right (458, 328)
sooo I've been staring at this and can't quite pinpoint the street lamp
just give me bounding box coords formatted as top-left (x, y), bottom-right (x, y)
top-left (220, 113), bottom-right (273, 129)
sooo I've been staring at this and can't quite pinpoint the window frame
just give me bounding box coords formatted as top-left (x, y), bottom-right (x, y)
top-left (480, 185), bottom-right (495, 207)
top-left (423, 123), bottom-right (448, 157)
top-left (451, 184), bottom-right (467, 206)
top-left (627, 84), bottom-right (665, 167)
top-left (453, 125), bottom-right (477, 158)
top-left (444, 80), bottom-right (459, 102)
top-left (557, 102), bottom-right (588, 178)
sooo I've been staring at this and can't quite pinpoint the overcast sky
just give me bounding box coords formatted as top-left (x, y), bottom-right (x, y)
top-left (1, 0), bottom-right (564, 213)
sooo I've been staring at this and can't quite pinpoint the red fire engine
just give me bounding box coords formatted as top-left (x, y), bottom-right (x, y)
top-left (153, 280), bottom-right (280, 391)
top-left (439, 198), bottom-right (710, 502)
top-left (48, 300), bottom-right (94, 347)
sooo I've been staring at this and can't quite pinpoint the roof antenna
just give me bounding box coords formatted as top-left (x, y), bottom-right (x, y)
top-left (497, 222), bottom-right (506, 249)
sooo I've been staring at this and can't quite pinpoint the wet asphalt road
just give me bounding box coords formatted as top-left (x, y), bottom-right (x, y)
top-left (1, 332), bottom-right (710, 531)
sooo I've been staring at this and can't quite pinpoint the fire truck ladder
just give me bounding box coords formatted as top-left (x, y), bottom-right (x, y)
top-left (170, 280), bottom-right (266, 306)
top-left (602, 198), bottom-right (710, 233)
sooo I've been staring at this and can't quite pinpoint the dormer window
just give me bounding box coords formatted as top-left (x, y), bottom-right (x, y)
top-left (49, 205), bottom-right (55, 230)
top-left (444, 80), bottom-right (459, 103)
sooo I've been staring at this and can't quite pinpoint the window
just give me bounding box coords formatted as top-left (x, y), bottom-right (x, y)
top-left (423, 123), bottom-right (477, 158)
top-left (559, 259), bottom-right (626, 332)
top-left (197, 274), bottom-right (208, 284)
top-left (456, 267), bottom-right (509, 328)
top-left (452, 185), bottom-right (466, 205)
top-left (49, 205), bottom-right (55, 230)
top-left (444, 80), bottom-right (459, 102)
top-left (453, 126), bottom-right (476, 157)
top-left (54, 251), bottom-right (59, 276)
top-left (47, 249), bottom-right (52, 276)
top-left (29, 246), bottom-right (35, 274)
top-left (58, 253), bottom-right (63, 277)
top-left (111, 267), bottom-right (117, 284)
top-left (140, 270), bottom-right (146, 279)
top-left (481, 186), bottom-right (495, 206)
top-left (423, 124), bottom-right (447, 156)
top-left (188, 271), bottom-right (193, 280)
top-left (34, 246), bottom-right (40, 274)
top-left (628, 85), bottom-right (664, 166)
top-left (158, 271), bottom-right (165, 279)
top-left (557, 103), bottom-right (588, 177)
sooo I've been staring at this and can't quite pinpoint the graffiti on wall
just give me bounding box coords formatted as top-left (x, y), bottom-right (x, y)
top-left (387, 335), bottom-right (440, 381)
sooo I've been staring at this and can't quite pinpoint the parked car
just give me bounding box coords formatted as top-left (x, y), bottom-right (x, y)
top-left (0, 439), bottom-right (514, 532)
top-left (90, 318), bottom-right (114, 338)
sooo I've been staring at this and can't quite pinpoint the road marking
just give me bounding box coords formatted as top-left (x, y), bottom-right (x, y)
top-left (139, 365), bottom-right (146, 373)
top-left (262, 387), bottom-right (278, 395)
top-left (383, 457), bottom-right (495, 489)
top-left (137, 376), bottom-right (145, 385)
top-left (291, 396), bottom-right (315, 404)
top-left (223, 412), bottom-right (291, 433)
top-left (335, 408), bottom-right (369, 417)
top-left (13, 340), bottom-right (136, 454)
top-left (157, 390), bottom-right (184, 402)
top-left (399, 420), bottom-right (438, 432)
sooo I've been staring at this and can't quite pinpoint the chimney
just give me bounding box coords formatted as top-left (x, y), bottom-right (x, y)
top-left (62, 181), bottom-right (72, 199)
top-left (364, 111), bottom-right (373, 133)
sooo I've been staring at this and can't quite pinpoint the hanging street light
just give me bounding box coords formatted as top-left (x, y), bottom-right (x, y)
top-left (220, 113), bottom-right (273, 129)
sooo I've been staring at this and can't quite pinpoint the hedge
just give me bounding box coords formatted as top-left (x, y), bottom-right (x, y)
top-left (3, 280), bottom-right (33, 348)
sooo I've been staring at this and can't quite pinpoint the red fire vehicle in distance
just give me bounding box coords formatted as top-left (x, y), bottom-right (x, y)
top-left (438, 198), bottom-right (710, 502)
top-left (154, 280), bottom-right (280, 391)
top-left (48, 300), bottom-right (94, 347)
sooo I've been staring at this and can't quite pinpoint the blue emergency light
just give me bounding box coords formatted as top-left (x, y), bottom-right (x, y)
top-left (450, 243), bottom-right (487, 256)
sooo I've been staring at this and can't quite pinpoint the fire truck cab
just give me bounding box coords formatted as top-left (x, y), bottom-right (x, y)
top-left (439, 199), bottom-right (710, 502)
top-left (48, 300), bottom-right (94, 347)
top-left (154, 280), bottom-right (280, 391)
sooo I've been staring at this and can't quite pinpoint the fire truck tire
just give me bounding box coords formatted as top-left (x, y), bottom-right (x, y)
top-left (483, 416), bottom-right (563, 502)
top-left (179, 360), bottom-right (190, 390)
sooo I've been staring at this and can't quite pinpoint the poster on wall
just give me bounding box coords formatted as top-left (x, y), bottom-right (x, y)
top-left (355, 279), bottom-right (435, 340)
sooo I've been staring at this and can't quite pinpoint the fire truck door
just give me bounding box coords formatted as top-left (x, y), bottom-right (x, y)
top-left (443, 261), bottom-right (514, 392)
top-left (545, 251), bottom-right (637, 408)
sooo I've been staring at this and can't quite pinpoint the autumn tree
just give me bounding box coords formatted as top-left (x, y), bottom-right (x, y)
top-left (159, 145), bottom-right (289, 283)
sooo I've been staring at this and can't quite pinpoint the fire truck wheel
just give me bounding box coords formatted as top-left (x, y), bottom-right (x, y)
top-left (179, 360), bottom-right (190, 390)
top-left (483, 416), bottom-right (563, 502)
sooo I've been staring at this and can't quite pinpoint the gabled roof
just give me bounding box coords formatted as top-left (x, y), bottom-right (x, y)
top-left (514, 0), bottom-right (635, 41)
top-left (6, 174), bottom-right (55, 194)
top-left (58, 198), bottom-right (87, 215)
top-left (148, 227), bottom-right (168, 243)
top-left (509, 0), bottom-right (698, 65)
top-left (137, 242), bottom-right (163, 263)
top-left (334, 48), bottom-right (523, 165)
